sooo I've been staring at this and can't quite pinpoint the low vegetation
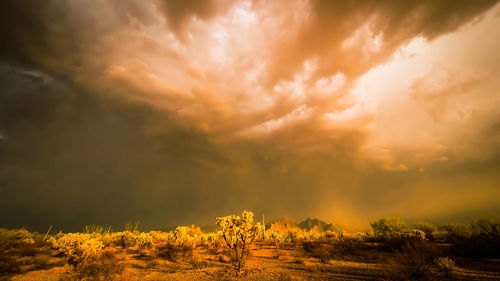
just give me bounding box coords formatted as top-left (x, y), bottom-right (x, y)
top-left (1, 214), bottom-right (499, 280)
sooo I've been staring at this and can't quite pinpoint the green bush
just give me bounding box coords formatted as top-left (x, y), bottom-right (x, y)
top-left (371, 217), bottom-right (409, 239)
top-left (470, 216), bottom-right (500, 238)
top-left (444, 223), bottom-right (471, 238)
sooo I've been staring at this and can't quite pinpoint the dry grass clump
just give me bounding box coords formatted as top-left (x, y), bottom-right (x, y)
top-left (0, 229), bottom-right (56, 277)
top-left (301, 241), bottom-right (335, 263)
top-left (62, 249), bottom-right (126, 281)
top-left (384, 239), bottom-right (438, 281)
top-left (155, 242), bottom-right (193, 262)
top-left (187, 254), bottom-right (212, 269)
top-left (0, 249), bottom-right (23, 275)
top-left (434, 257), bottom-right (457, 278)
top-left (386, 252), bottom-right (432, 281)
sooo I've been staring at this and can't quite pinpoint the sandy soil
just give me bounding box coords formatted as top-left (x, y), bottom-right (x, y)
top-left (5, 243), bottom-right (500, 281)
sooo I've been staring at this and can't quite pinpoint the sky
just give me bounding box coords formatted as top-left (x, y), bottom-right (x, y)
top-left (1, 0), bottom-right (499, 232)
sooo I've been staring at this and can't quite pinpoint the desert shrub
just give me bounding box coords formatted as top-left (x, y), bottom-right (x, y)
top-left (407, 229), bottom-right (426, 240)
top-left (97, 232), bottom-right (125, 248)
top-left (155, 242), bottom-right (193, 261)
top-left (150, 231), bottom-right (172, 245)
top-left (206, 244), bottom-right (220, 255)
top-left (64, 249), bottom-right (125, 281)
top-left (172, 226), bottom-right (197, 247)
top-left (385, 238), bottom-right (439, 281)
top-left (386, 255), bottom-right (431, 281)
top-left (371, 217), bottom-right (409, 239)
top-left (444, 223), bottom-right (472, 238)
top-left (117, 231), bottom-right (135, 248)
top-left (412, 221), bottom-right (437, 239)
top-left (0, 249), bottom-right (23, 275)
top-left (135, 233), bottom-right (153, 250)
top-left (267, 231), bottom-right (284, 246)
top-left (434, 257), bottom-right (457, 278)
top-left (151, 227), bottom-right (199, 260)
top-left (383, 234), bottom-right (439, 255)
top-left (52, 233), bottom-right (104, 259)
top-left (302, 241), bottom-right (334, 263)
top-left (0, 228), bottom-right (35, 250)
top-left (284, 230), bottom-right (299, 243)
top-left (202, 233), bottom-right (223, 255)
top-left (370, 221), bottom-right (434, 253)
top-left (188, 254), bottom-right (210, 269)
top-left (110, 231), bottom-right (153, 250)
top-left (332, 237), bottom-right (363, 259)
top-left (216, 210), bottom-right (263, 272)
top-left (444, 217), bottom-right (500, 258)
top-left (0, 229), bottom-right (55, 277)
top-left (200, 232), bottom-right (216, 246)
top-left (470, 216), bottom-right (500, 238)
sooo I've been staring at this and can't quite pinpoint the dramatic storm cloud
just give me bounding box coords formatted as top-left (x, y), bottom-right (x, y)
top-left (1, 0), bottom-right (499, 231)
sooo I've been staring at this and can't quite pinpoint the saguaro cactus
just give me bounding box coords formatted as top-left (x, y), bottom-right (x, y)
top-left (216, 210), bottom-right (263, 272)
top-left (262, 214), bottom-right (266, 239)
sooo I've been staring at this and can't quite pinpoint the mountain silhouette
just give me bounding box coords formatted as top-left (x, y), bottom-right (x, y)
top-left (298, 218), bottom-right (335, 232)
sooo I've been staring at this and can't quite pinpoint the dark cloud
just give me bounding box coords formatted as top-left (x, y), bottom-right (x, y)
top-left (0, 0), bottom-right (158, 72)
top-left (0, 1), bottom-right (499, 232)
top-left (0, 64), bottom-right (338, 231)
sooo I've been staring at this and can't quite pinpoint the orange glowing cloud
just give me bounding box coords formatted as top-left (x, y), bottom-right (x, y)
top-left (2, 0), bottom-right (500, 171)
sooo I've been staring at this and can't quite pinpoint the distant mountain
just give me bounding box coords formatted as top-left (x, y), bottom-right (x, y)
top-left (298, 218), bottom-right (335, 232)
top-left (162, 217), bottom-right (341, 234)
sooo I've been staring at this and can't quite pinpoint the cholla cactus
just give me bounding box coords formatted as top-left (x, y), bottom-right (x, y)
top-left (79, 238), bottom-right (105, 257)
top-left (52, 233), bottom-right (104, 258)
top-left (120, 231), bottom-right (137, 248)
top-left (172, 226), bottom-right (197, 247)
top-left (285, 229), bottom-right (299, 242)
top-left (200, 232), bottom-right (222, 248)
top-left (150, 230), bottom-right (172, 245)
top-left (101, 232), bottom-right (124, 247)
top-left (216, 210), bottom-right (263, 272)
top-left (268, 231), bottom-right (284, 245)
top-left (173, 226), bottom-right (188, 244)
top-left (135, 232), bottom-right (154, 249)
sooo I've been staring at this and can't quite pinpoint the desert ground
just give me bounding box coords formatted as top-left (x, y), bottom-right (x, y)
top-left (5, 241), bottom-right (500, 281)
top-left (2, 215), bottom-right (500, 281)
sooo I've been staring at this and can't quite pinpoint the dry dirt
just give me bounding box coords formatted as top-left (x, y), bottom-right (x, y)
top-left (5, 243), bottom-right (500, 281)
